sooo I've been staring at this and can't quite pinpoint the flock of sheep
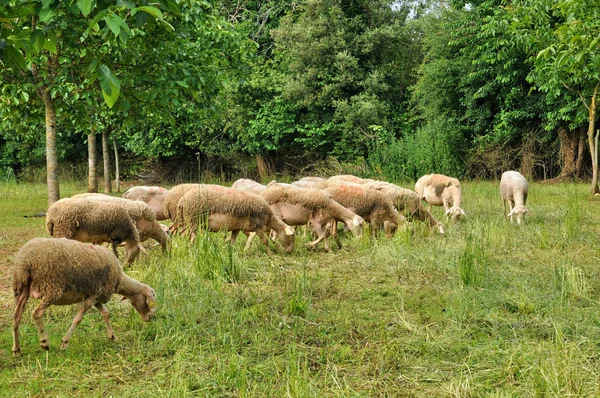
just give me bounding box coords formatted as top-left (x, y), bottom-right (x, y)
top-left (10, 170), bottom-right (529, 356)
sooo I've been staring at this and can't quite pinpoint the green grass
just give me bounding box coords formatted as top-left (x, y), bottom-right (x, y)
top-left (2, 180), bottom-right (600, 396)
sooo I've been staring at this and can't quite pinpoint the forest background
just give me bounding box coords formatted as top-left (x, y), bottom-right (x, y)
top-left (1, 0), bottom-right (599, 199)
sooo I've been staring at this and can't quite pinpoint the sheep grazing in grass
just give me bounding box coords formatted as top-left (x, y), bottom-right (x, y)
top-left (324, 182), bottom-right (399, 237)
top-left (500, 170), bottom-right (530, 224)
top-left (260, 182), bottom-right (364, 251)
top-left (12, 237), bottom-right (156, 356)
top-left (363, 181), bottom-right (445, 234)
top-left (415, 174), bottom-right (466, 220)
top-left (79, 195), bottom-right (170, 264)
top-left (177, 185), bottom-right (295, 254)
top-left (46, 198), bottom-right (143, 263)
top-left (328, 174), bottom-right (376, 185)
top-left (291, 177), bottom-right (326, 189)
top-left (231, 178), bottom-right (268, 195)
top-left (162, 184), bottom-right (201, 223)
top-left (122, 186), bottom-right (169, 221)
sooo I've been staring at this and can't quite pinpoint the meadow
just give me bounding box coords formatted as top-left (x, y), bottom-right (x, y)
top-left (1, 180), bottom-right (600, 397)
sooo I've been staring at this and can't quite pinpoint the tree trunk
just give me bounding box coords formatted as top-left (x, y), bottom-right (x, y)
top-left (41, 88), bottom-right (60, 206)
top-left (87, 132), bottom-right (98, 193)
top-left (113, 137), bottom-right (120, 193)
top-left (256, 154), bottom-right (271, 182)
top-left (576, 130), bottom-right (585, 177)
top-left (102, 129), bottom-right (112, 193)
top-left (587, 98), bottom-right (598, 195)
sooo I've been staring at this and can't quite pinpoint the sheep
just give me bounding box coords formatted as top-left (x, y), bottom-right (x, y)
top-left (231, 178), bottom-right (268, 195)
top-left (46, 198), bottom-right (143, 264)
top-left (259, 182), bottom-right (364, 251)
top-left (324, 182), bottom-right (399, 237)
top-left (363, 181), bottom-right (445, 234)
top-left (291, 177), bottom-right (326, 189)
top-left (177, 185), bottom-right (295, 253)
top-left (500, 171), bottom-right (530, 224)
top-left (80, 195), bottom-right (170, 264)
top-left (415, 174), bottom-right (466, 220)
top-left (12, 237), bottom-right (156, 356)
top-left (328, 174), bottom-right (376, 185)
top-left (162, 183), bottom-right (201, 223)
top-left (122, 186), bottom-right (169, 221)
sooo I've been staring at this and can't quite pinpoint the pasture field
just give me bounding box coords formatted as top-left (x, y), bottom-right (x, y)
top-left (1, 181), bottom-right (600, 396)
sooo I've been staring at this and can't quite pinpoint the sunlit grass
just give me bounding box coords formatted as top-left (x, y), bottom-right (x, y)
top-left (1, 181), bottom-right (600, 396)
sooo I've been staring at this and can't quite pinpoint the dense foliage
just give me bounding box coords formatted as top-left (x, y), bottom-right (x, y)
top-left (1, 0), bottom-right (599, 185)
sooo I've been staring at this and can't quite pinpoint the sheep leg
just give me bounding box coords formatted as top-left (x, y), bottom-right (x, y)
top-left (228, 230), bottom-right (240, 245)
top-left (61, 299), bottom-right (94, 350)
top-left (32, 299), bottom-right (52, 351)
top-left (509, 200), bottom-right (515, 223)
top-left (95, 303), bottom-right (117, 342)
top-left (244, 232), bottom-right (257, 251)
top-left (254, 229), bottom-right (273, 255)
top-left (123, 240), bottom-right (140, 266)
top-left (307, 220), bottom-right (331, 252)
top-left (329, 221), bottom-right (343, 249)
top-left (12, 285), bottom-right (30, 356)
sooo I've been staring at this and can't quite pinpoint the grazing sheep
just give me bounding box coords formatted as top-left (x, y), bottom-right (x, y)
top-left (231, 178), bottom-right (268, 195)
top-left (415, 174), bottom-right (466, 220)
top-left (177, 185), bottom-right (295, 253)
top-left (291, 177), bottom-right (326, 189)
top-left (82, 195), bottom-right (170, 264)
top-left (46, 198), bottom-right (142, 263)
top-left (12, 238), bottom-right (156, 356)
top-left (162, 184), bottom-right (201, 223)
top-left (122, 186), bottom-right (169, 221)
top-left (500, 171), bottom-right (530, 224)
top-left (324, 182), bottom-right (399, 237)
top-left (363, 181), bottom-right (445, 234)
top-left (328, 174), bottom-right (376, 185)
top-left (260, 182), bottom-right (364, 251)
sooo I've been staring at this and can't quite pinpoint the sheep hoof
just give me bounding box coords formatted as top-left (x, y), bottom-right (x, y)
top-left (12, 349), bottom-right (21, 357)
top-left (60, 340), bottom-right (69, 350)
top-left (109, 334), bottom-right (119, 342)
top-left (41, 343), bottom-right (50, 351)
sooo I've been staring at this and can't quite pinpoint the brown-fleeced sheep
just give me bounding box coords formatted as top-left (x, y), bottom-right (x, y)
top-left (12, 237), bottom-right (156, 356)
top-left (259, 182), bottom-right (364, 251)
top-left (415, 174), bottom-right (466, 220)
top-left (80, 195), bottom-right (170, 264)
top-left (46, 198), bottom-right (142, 263)
top-left (177, 185), bottom-right (295, 254)
top-left (362, 181), bottom-right (445, 234)
top-left (122, 186), bottom-right (169, 221)
top-left (162, 183), bottom-right (201, 223)
top-left (231, 178), bottom-right (268, 195)
top-left (500, 170), bottom-right (530, 224)
top-left (324, 182), bottom-right (399, 237)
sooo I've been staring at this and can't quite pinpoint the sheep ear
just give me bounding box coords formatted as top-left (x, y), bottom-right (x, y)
top-left (507, 208), bottom-right (515, 217)
top-left (284, 226), bottom-right (295, 236)
top-left (147, 297), bottom-right (156, 310)
top-left (353, 216), bottom-right (362, 226)
top-left (444, 208), bottom-right (452, 216)
top-left (460, 208), bottom-right (466, 217)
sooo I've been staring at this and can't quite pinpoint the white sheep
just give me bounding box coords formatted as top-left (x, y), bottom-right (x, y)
top-left (291, 177), bottom-right (326, 189)
top-left (259, 182), bottom-right (364, 251)
top-left (415, 174), bottom-right (466, 219)
top-left (176, 184), bottom-right (296, 254)
top-left (12, 237), bottom-right (156, 356)
top-left (231, 178), bottom-right (268, 195)
top-left (122, 186), bottom-right (170, 221)
top-left (500, 170), bottom-right (530, 224)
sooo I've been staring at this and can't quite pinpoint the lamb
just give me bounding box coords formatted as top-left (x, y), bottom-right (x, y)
top-left (78, 195), bottom-right (170, 264)
top-left (122, 186), bottom-right (169, 221)
top-left (12, 237), bottom-right (156, 356)
top-left (177, 185), bottom-right (295, 253)
top-left (231, 178), bottom-right (268, 195)
top-left (46, 198), bottom-right (143, 264)
top-left (259, 182), bottom-right (364, 251)
top-left (415, 174), bottom-right (466, 220)
top-left (324, 182), bottom-right (399, 237)
top-left (363, 181), bottom-right (445, 234)
top-left (500, 170), bottom-right (530, 224)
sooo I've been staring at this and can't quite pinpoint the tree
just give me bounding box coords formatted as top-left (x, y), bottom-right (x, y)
top-left (0, 1), bottom-right (172, 205)
top-left (509, 0), bottom-right (600, 193)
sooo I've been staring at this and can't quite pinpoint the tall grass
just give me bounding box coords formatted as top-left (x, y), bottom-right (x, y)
top-left (2, 181), bottom-right (600, 396)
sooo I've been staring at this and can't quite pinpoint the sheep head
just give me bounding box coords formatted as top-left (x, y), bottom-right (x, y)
top-left (122, 285), bottom-right (157, 321)
top-left (445, 206), bottom-right (466, 220)
top-left (507, 205), bottom-right (529, 225)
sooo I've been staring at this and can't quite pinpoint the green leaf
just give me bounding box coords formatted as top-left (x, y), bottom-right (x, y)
top-left (116, 0), bottom-right (135, 8)
top-left (77, 0), bottom-right (94, 17)
top-left (39, 6), bottom-right (55, 22)
top-left (84, 9), bottom-right (109, 38)
top-left (7, 30), bottom-right (32, 41)
top-left (30, 30), bottom-right (44, 52)
top-left (98, 64), bottom-right (121, 108)
top-left (6, 46), bottom-right (27, 70)
top-left (176, 80), bottom-right (189, 88)
top-left (44, 30), bottom-right (57, 53)
top-left (134, 6), bottom-right (163, 19)
top-left (105, 14), bottom-right (123, 36)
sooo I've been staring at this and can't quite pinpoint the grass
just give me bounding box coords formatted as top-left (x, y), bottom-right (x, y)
top-left (1, 180), bottom-right (600, 396)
